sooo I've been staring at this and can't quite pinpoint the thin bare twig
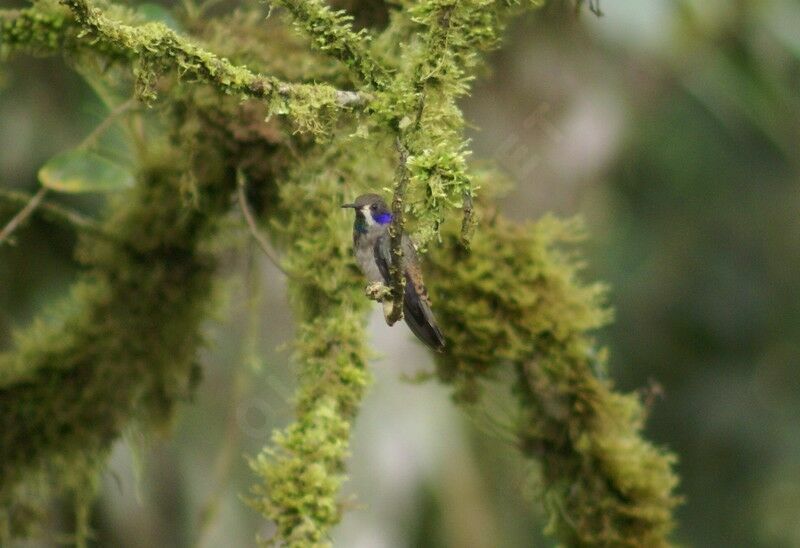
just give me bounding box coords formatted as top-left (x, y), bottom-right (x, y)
top-left (0, 189), bottom-right (114, 243)
top-left (236, 170), bottom-right (288, 276)
top-left (78, 98), bottom-right (137, 151)
top-left (0, 98), bottom-right (136, 247)
top-left (0, 187), bottom-right (48, 246)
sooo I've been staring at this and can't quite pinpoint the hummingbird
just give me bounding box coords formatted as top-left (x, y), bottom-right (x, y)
top-left (342, 194), bottom-right (446, 352)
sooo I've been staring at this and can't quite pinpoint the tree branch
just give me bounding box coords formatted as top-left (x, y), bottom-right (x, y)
top-left (65, 0), bottom-right (369, 106)
top-left (272, 0), bottom-right (390, 89)
top-left (247, 153), bottom-right (372, 546)
top-left (425, 212), bottom-right (681, 545)
top-left (1, 2), bottom-right (368, 110)
top-left (386, 138), bottom-right (410, 325)
top-left (1, 0), bottom-right (681, 545)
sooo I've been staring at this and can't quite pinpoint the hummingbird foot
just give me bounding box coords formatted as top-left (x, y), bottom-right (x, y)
top-left (364, 283), bottom-right (403, 324)
top-left (365, 282), bottom-right (392, 302)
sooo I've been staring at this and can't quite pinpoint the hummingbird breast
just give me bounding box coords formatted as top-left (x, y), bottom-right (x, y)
top-left (354, 229), bottom-right (387, 284)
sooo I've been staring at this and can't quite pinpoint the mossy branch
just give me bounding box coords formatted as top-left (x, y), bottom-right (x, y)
top-left (1, 1), bottom-right (367, 112)
top-left (0, 153), bottom-right (232, 543)
top-left (272, 0), bottom-right (390, 89)
top-left (0, 5), bottom-right (73, 54)
top-left (386, 137), bottom-right (410, 325)
top-left (65, 0), bottom-right (362, 104)
top-left (0, 0), bottom-right (679, 545)
top-left (248, 156), bottom-right (373, 547)
top-left (388, 0), bottom-right (513, 250)
top-left (67, 0), bottom-right (369, 109)
top-left (515, 358), bottom-right (679, 546)
top-left (426, 210), bottom-right (681, 545)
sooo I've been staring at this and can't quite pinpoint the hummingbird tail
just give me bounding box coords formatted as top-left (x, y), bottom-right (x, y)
top-left (403, 286), bottom-right (446, 352)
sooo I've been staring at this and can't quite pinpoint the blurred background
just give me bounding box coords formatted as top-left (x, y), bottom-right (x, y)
top-left (2, 0), bottom-right (800, 546)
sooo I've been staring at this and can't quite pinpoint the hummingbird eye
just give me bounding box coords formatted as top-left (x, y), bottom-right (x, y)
top-left (370, 204), bottom-right (377, 211)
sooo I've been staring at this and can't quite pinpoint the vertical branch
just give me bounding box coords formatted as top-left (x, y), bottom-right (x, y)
top-left (248, 163), bottom-right (373, 545)
top-left (386, 138), bottom-right (410, 325)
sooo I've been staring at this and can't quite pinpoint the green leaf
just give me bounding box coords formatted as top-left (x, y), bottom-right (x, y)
top-left (38, 150), bottom-right (135, 193)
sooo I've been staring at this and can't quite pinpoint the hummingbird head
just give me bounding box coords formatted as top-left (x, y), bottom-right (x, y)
top-left (342, 194), bottom-right (392, 233)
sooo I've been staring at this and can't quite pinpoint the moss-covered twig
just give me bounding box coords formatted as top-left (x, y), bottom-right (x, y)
top-left (0, 5), bottom-right (73, 54)
top-left (460, 190), bottom-right (476, 245)
top-left (272, 0), bottom-right (390, 89)
top-left (62, 0), bottom-right (368, 107)
top-left (395, 0), bottom-right (514, 248)
top-left (248, 151), bottom-right (373, 546)
top-left (1, 2), bottom-right (366, 111)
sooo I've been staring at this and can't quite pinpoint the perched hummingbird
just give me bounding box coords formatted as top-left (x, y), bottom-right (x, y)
top-left (342, 194), bottom-right (446, 352)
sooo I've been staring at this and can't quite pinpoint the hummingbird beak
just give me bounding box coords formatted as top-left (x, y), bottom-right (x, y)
top-left (341, 203), bottom-right (356, 209)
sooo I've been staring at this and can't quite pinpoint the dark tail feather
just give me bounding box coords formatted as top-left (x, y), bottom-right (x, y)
top-left (404, 302), bottom-right (445, 352)
top-left (403, 288), bottom-right (446, 352)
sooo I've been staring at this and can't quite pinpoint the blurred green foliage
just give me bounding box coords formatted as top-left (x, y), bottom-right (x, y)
top-left (464, 1), bottom-right (800, 546)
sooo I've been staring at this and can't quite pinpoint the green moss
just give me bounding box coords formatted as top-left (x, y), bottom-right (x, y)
top-left (428, 212), bottom-right (610, 391)
top-left (0, 4), bottom-right (68, 55)
top-left (515, 359), bottom-right (680, 546)
top-left (0, 152), bottom-right (231, 543)
top-left (247, 141), bottom-right (384, 545)
top-left (426, 207), bottom-right (680, 545)
top-left (273, 0), bottom-right (390, 89)
top-left (1, 0), bottom-right (364, 132)
top-left (1, 0), bottom-right (680, 544)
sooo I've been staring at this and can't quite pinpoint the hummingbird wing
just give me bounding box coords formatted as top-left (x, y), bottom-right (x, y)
top-left (374, 233), bottom-right (446, 352)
